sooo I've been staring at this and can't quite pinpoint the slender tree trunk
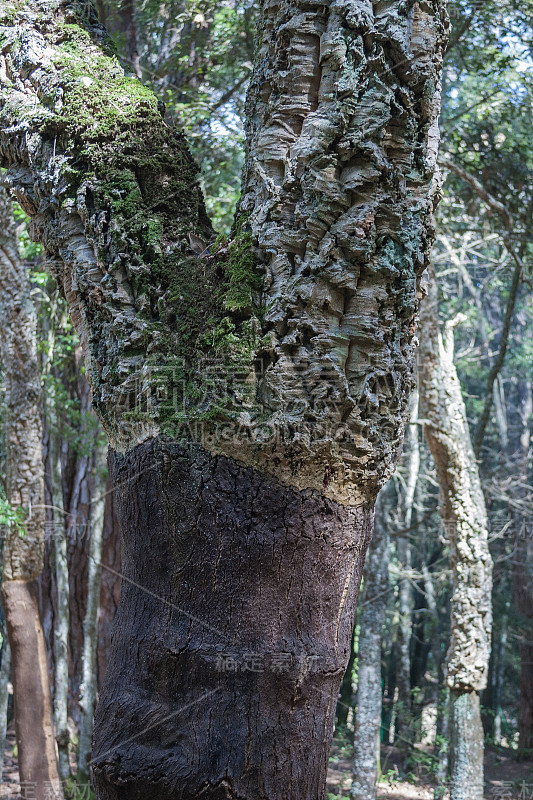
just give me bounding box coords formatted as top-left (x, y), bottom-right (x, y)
top-left (519, 641), bottom-right (533, 751)
top-left (395, 392), bottom-right (420, 746)
top-left (0, 637), bottom-right (11, 781)
top-left (42, 332), bottom-right (71, 779)
top-left (422, 554), bottom-right (449, 795)
top-left (96, 475), bottom-right (121, 689)
top-left (51, 446), bottom-right (71, 780)
top-left (0, 187), bottom-right (64, 799)
top-left (419, 270), bottom-right (492, 800)
top-left (336, 624), bottom-right (357, 731)
top-left (0, 1), bottom-right (447, 795)
top-left (512, 378), bottom-right (533, 751)
top-left (492, 606), bottom-right (508, 745)
top-left (351, 490), bottom-right (391, 800)
top-left (96, 0), bottom-right (142, 77)
top-left (78, 442), bottom-right (107, 777)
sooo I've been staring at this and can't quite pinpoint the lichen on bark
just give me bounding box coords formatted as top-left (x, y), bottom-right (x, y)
top-left (419, 271), bottom-right (492, 800)
top-left (0, 0), bottom-right (250, 448)
top-left (0, 0), bottom-right (448, 509)
top-left (222, 0), bottom-right (449, 504)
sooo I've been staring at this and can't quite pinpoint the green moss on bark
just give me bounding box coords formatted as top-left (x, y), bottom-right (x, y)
top-left (0, 6), bottom-right (266, 443)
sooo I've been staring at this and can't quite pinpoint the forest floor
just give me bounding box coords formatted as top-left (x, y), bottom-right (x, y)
top-left (0, 730), bottom-right (532, 799)
top-left (326, 737), bottom-right (533, 800)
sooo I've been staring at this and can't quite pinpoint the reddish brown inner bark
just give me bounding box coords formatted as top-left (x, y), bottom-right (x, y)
top-left (91, 439), bottom-right (373, 800)
top-left (2, 580), bottom-right (61, 799)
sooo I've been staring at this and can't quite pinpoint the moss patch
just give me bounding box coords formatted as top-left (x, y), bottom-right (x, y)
top-left (1, 6), bottom-right (265, 440)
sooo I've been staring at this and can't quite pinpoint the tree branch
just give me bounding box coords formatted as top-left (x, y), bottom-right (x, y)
top-left (438, 157), bottom-right (526, 457)
top-left (0, 0), bottom-right (214, 451)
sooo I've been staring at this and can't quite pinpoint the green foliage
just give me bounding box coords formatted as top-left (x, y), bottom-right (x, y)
top-left (12, 203), bottom-right (42, 260)
top-left (404, 744), bottom-right (446, 782)
top-left (0, 497), bottom-right (26, 537)
top-left (63, 778), bottom-right (96, 800)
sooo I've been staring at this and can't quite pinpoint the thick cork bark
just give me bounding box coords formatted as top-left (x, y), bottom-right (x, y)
top-left (419, 272), bottom-right (492, 800)
top-left (0, 2), bottom-right (447, 797)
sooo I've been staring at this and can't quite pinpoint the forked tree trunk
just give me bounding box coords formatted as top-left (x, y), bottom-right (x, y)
top-left (0, 187), bottom-right (64, 798)
top-left (419, 271), bottom-right (492, 800)
top-left (0, 1), bottom-right (447, 796)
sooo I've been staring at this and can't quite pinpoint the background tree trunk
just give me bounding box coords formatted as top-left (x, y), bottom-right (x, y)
top-left (336, 625), bottom-right (357, 731)
top-left (419, 270), bottom-right (492, 800)
top-left (511, 378), bottom-right (533, 751)
top-left (0, 636), bottom-right (11, 782)
top-left (394, 393), bottom-right (420, 748)
top-left (351, 490), bottom-right (391, 800)
top-left (78, 441), bottom-right (107, 777)
top-left (0, 186), bottom-right (63, 799)
top-left (51, 441), bottom-right (70, 780)
top-left (96, 477), bottom-right (121, 690)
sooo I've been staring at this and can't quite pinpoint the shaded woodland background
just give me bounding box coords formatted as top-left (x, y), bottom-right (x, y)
top-left (1, 0), bottom-right (533, 797)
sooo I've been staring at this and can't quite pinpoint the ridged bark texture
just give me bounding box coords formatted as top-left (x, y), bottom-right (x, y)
top-left (449, 690), bottom-right (484, 800)
top-left (234, 0), bottom-right (448, 504)
top-left (92, 439), bottom-right (373, 799)
top-left (0, 2), bottom-right (448, 797)
top-left (0, 0), bottom-right (447, 506)
top-left (418, 272), bottom-right (492, 800)
top-left (0, 0), bottom-right (213, 453)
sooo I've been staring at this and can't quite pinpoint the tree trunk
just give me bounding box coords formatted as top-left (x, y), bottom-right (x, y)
top-left (422, 555), bottom-right (448, 796)
top-left (96, 475), bottom-right (121, 689)
top-left (336, 624), bottom-right (357, 731)
top-left (92, 439), bottom-right (373, 799)
top-left (51, 447), bottom-right (71, 780)
top-left (0, 0), bottom-right (447, 796)
top-left (41, 331), bottom-right (102, 731)
top-left (351, 491), bottom-right (391, 800)
top-left (0, 637), bottom-right (11, 782)
top-left (0, 187), bottom-right (64, 799)
top-left (492, 606), bottom-right (508, 745)
top-left (418, 270), bottom-right (492, 800)
top-left (78, 442), bottom-right (107, 777)
top-left (394, 392), bottom-right (420, 747)
top-left (519, 641), bottom-right (533, 751)
top-left (512, 378), bottom-right (533, 751)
